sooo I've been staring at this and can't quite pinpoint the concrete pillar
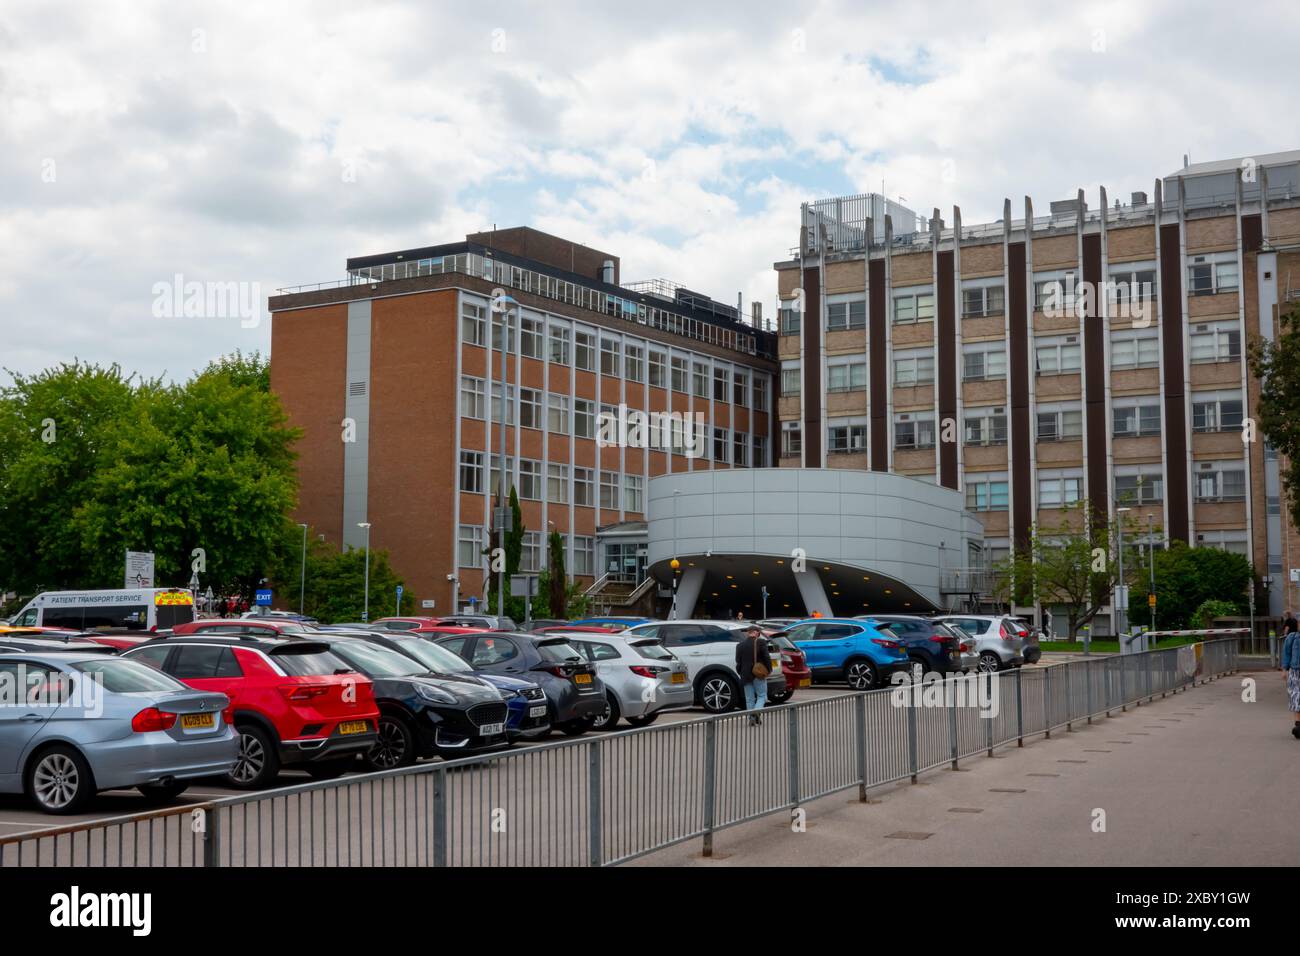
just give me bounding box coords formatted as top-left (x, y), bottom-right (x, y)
top-left (794, 569), bottom-right (833, 617)
top-left (674, 567), bottom-right (706, 619)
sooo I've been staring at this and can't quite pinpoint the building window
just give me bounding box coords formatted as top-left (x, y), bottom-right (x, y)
top-left (600, 338), bottom-right (621, 376)
top-left (521, 532), bottom-right (542, 573)
top-left (828, 423), bottom-right (868, 453)
top-left (1036, 407), bottom-right (1083, 442)
top-left (733, 432), bottom-right (749, 467)
top-left (518, 460), bottom-right (543, 500)
top-left (827, 361), bottom-right (867, 392)
top-left (754, 435), bottom-right (769, 466)
top-left (457, 525), bottom-right (483, 568)
top-left (1038, 474), bottom-right (1084, 507)
top-left (1189, 321), bottom-right (1242, 364)
top-left (573, 398), bottom-right (595, 439)
top-left (1113, 400), bottom-right (1161, 438)
top-left (962, 345), bottom-right (1006, 381)
top-left (574, 467), bottom-right (594, 506)
top-left (1110, 330), bottom-right (1160, 370)
top-left (1108, 264), bottom-right (1157, 306)
top-left (966, 477), bottom-right (1009, 511)
top-left (624, 342), bottom-right (644, 382)
top-left (961, 283), bottom-right (1005, 318)
top-left (547, 462), bottom-right (569, 504)
top-left (573, 536), bottom-right (595, 576)
top-left (574, 330), bottom-right (596, 371)
top-left (1195, 463), bottom-right (1247, 502)
top-left (893, 415), bottom-right (935, 450)
top-left (733, 370), bottom-right (749, 406)
top-left (692, 362), bottom-right (709, 399)
top-left (548, 324), bottom-right (571, 365)
top-left (894, 353), bottom-right (935, 386)
top-left (1033, 270), bottom-right (1078, 312)
top-left (488, 454), bottom-right (514, 497)
top-left (1197, 529), bottom-right (1249, 556)
top-left (827, 300), bottom-right (866, 331)
top-left (1115, 470), bottom-right (1164, 505)
top-left (519, 388), bottom-right (542, 430)
top-left (460, 376), bottom-right (486, 420)
top-left (753, 377), bottom-right (769, 412)
top-left (713, 367), bottom-right (730, 402)
top-left (779, 304), bottom-right (802, 335)
top-left (624, 474), bottom-right (644, 513)
top-left (964, 407), bottom-right (1007, 446)
top-left (782, 422), bottom-right (802, 457)
top-left (599, 472), bottom-right (619, 510)
top-left (1188, 254), bottom-right (1239, 296)
top-left (459, 451), bottom-right (484, 494)
top-left (1035, 339), bottom-right (1082, 375)
top-left (713, 427), bottom-right (729, 462)
top-left (781, 365), bottom-right (801, 396)
top-left (649, 350), bottom-right (667, 388)
top-left (671, 356), bottom-right (688, 393)
top-left (1191, 392), bottom-right (1245, 433)
top-left (893, 289), bottom-right (934, 325)
top-left (548, 393), bottom-right (569, 434)
top-left (489, 383), bottom-right (516, 425)
top-left (520, 316), bottom-right (543, 359)
top-left (461, 301), bottom-right (487, 346)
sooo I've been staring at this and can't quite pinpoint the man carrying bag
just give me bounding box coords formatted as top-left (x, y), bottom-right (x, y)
top-left (735, 624), bottom-right (772, 725)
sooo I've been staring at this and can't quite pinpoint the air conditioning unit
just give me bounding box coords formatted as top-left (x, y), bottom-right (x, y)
top-left (1065, 335), bottom-right (1078, 343)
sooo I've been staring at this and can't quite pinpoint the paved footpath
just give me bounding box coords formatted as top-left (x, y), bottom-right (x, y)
top-left (637, 668), bottom-right (1300, 866)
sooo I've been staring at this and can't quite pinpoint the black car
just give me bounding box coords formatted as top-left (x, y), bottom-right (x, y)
top-left (307, 634), bottom-right (512, 769)
top-left (865, 615), bottom-right (965, 679)
top-left (433, 632), bottom-right (606, 736)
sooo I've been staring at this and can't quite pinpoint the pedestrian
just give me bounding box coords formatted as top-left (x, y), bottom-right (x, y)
top-left (1282, 614), bottom-right (1300, 739)
top-left (218, 597), bottom-right (229, 619)
top-left (735, 623), bottom-right (771, 725)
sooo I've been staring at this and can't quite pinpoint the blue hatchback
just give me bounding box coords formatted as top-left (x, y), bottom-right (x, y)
top-left (780, 618), bottom-right (910, 690)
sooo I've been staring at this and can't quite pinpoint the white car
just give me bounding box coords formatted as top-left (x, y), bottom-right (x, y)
top-left (560, 632), bottom-right (693, 730)
top-left (931, 615), bottom-right (1028, 672)
top-left (621, 621), bottom-right (785, 713)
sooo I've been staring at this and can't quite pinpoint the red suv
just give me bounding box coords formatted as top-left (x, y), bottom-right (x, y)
top-left (124, 634), bottom-right (379, 789)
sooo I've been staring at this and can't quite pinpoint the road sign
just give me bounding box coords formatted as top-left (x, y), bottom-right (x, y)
top-left (255, 588), bottom-right (273, 607)
top-left (421, 599), bottom-right (435, 609)
top-left (396, 585), bottom-right (404, 598)
top-left (1291, 569), bottom-right (1300, 583)
top-left (125, 551), bottom-right (155, 589)
top-left (1148, 593), bottom-right (1157, 607)
top-left (510, 574), bottom-right (539, 597)
top-left (1114, 585), bottom-right (1129, 610)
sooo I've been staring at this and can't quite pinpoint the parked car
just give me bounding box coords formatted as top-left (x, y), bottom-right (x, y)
top-left (433, 632), bottom-right (606, 735)
top-left (5, 625), bottom-right (150, 651)
top-left (621, 621), bottom-right (786, 713)
top-left (522, 619), bottom-right (570, 631)
top-left (367, 616), bottom-right (445, 632)
top-left (779, 618), bottom-right (910, 690)
top-left (764, 633), bottom-right (810, 703)
top-left (430, 615), bottom-right (517, 630)
top-left (0, 632), bottom-right (117, 655)
top-left (123, 635), bottom-right (379, 788)
top-left (173, 618), bottom-right (319, 637)
top-left (240, 609), bottom-right (319, 624)
top-left (931, 615), bottom-right (1028, 672)
top-left (337, 630), bottom-right (551, 743)
top-left (295, 634), bottom-right (511, 769)
top-left (563, 633), bottom-right (692, 730)
top-left (0, 652), bottom-right (238, 813)
top-left (756, 618), bottom-right (803, 631)
top-left (569, 617), bottom-right (655, 632)
top-left (1009, 617), bottom-right (1044, 664)
top-left (863, 615), bottom-right (965, 679)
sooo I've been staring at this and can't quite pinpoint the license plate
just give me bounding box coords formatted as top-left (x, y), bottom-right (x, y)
top-left (338, 720), bottom-right (369, 735)
top-left (479, 722), bottom-right (505, 736)
top-left (671, 672), bottom-right (686, 684)
top-left (574, 673), bottom-right (592, 685)
top-left (181, 713), bottom-right (214, 730)
top-left (529, 705), bottom-right (547, 718)
top-left (799, 678), bottom-right (811, 687)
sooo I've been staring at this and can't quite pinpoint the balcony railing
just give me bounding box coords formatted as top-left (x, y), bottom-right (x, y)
top-left (940, 567), bottom-right (997, 595)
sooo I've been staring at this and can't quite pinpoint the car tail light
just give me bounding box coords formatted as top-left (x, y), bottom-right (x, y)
top-left (871, 638), bottom-right (901, 650)
top-left (280, 683), bottom-right (331, 701)
top-left (131, 708), bottom-right (178, 732)
top-left (543, 665), bottom-right (571, 678)
top-left (222, 707), bottom-right (235, 726)
top-left (629, 665), bottom-right (666, 679)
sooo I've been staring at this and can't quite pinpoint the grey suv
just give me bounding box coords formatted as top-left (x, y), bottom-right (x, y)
top-left (931, 615), bottom-right (1027, 672)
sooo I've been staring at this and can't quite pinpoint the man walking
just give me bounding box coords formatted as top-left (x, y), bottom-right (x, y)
top-left (735, 624), bottom-right (772, 725)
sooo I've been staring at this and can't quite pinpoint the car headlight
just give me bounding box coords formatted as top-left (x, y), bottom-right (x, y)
top-left (416, 683), bottom-right (458, 704)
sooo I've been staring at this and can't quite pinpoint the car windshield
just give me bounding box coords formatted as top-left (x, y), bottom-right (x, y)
top-left (392, 637), bottom-right (474, 674)
top-left (275, 649), bottom-right (354, 676)
top-left (535, 639), bottom-right (583, 662)
top-left (632, 640), bottom-right (674, 661)
top-left (72, 658), bottom-right (187, 693)
top-left (329, 640), bottom-right (427, 677)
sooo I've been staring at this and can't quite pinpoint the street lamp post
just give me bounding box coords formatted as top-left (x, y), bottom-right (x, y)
top-left (358, 522), bottom-right (372, 622)
top-left (298, 522), bottom-right (308, 616)
top-left (1115, 508), bottom-right (1131, 641)
top-left (669, 489), bottom-right (681, 620)
top-left (1146, 513), bottom-right (1156, 633)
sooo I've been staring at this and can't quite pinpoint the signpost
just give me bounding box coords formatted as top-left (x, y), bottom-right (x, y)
top-left (125, 551), bottom-right (155, 589)
top-left (255, 588), bottom-right (273, 607)
top-left (511, 574), bottom-right (539, 629)
top-left (395, 584), bottom-right (404, 616)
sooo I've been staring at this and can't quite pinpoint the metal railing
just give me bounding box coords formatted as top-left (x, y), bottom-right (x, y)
top-left (0, 639), bottom-right (1236, 868)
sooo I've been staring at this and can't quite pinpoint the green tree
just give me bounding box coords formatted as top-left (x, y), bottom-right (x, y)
top-left (273, 530), bottom-right (409, 624)
top-left (547, 529), bottom-right (566, 618)
top-left (1251, 303), bottom-right (1300, 530)
top-left (1126, 541), bottom-right (1252, 631)
top-left (1190, 598), bottom-right (1241, 630)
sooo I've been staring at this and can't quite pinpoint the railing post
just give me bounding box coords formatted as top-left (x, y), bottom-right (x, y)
top-left (588, 741), bottom-right (603, 867)
top-left (702, 719), bottom-right (717, 857)
top-left (788, 705), bottom-right (801, 809)
top-left (201, 805), bottom-right (219, 868)
top-left (985, 675), bottom-right (994, 757)
top-left (907, 689), bottom-right (919, 782)
top-left (1015, 666), bottom-right (1024, 747)
top-left (433, 768), bottom-right (447, 868)
top-left (1085, 659), bottom-right (1093, 723)
top-left (948, 687), bottom-right (959, 771)
top-left (854, 694), bottom-right (868, 802)
top-left (1043, 665), bottom-right (1051, 738)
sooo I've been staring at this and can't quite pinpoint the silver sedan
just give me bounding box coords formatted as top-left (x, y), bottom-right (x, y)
top-left (562, 634), bottom-right (693, 730)
top-left (0, 653), bottom-right (238, 814)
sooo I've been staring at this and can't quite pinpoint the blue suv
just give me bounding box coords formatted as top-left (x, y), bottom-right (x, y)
top-left (780, 618), bottom-right (910, 690)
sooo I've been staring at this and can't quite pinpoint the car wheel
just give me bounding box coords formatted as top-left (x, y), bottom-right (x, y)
top-left (559, 717), bottom-right (595, 737)
top-left (626, 713), bottom-right (659, 727)
top-left (26, 745), bottom-right (94, 815)
top-left (844, 659), bottom-right (880, 691)
top-left (978, 652), bottom-right (1002, 674)
top-left (137, 780), bottom-right (189, 804)
top-left (366, 715), bottom-right (415, 771)
top-left (227, 725), bottom-right (281, 789)
top-left (590, 694), bottom-right (622, 732)
top-left (698, 674), bottom-right (740, 713)
top-left (768, 689), bottom-right (793, 704)
top-left (305, 759), bottom-right (353, 781)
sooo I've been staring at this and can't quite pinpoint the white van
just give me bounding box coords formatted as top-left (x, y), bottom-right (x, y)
top-left (8, 588), bottom-right (197, 633)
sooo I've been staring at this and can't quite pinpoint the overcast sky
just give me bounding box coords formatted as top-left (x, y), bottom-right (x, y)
top-left (1, 0), bottom-right (1294, 385)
